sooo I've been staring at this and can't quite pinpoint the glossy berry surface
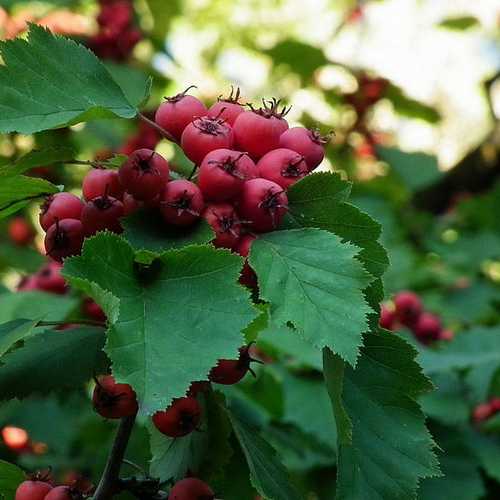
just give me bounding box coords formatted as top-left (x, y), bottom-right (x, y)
top-left (207, 87), bottom-right (245, 125)
top-left (92, 375), bottom-right (138, 419)
top-left (238, 178), bottom-right (288, 232)
top-left (44, 219), bottom-right (84, 262)
top-left (257, 148), bottom-right (308, 189)
top-left (119, 149), bottom-right (170, 201)
top-left (168, 478), bottom-right (214, 500)
top-left (203, 203), bottom-right (242, 249)
top-left (8, 217), bottom-right (35, 246)
top-left (44, 486), bottom-right (80, 500)
top-left (81, 195), bottom-right (124, 236)
top-left (160, 180), bottom-right (205, 226)
top-left (181, 115), bottom-right (234, 165)
top-left (279, 127), bottom-right (329, 171)
top-left (82, 168), bottom-right (123, 201)
top-left (152, 397), bottom-right (202, 438)
top-left (155, 87), bottom-right (207, 142)
top-left (209, 346), bottom-right (256, 385)
top-left (198, 149), bottom-right (257, 201)
top-left (15, 480), bottom-right (53, 500)
top-left (40, 193), bottom-right (84, 231)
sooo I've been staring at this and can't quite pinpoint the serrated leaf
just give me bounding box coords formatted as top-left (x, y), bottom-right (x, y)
top-left (104, 62), bottom-right (152, 108)
top-left (324, 330), bottom-right (439, 500)
top-left (63, 233), bottom-right (256, 414)
top-left (419, 327), bottom-right (500, 374)
top-left (122, 209), bottom-right (213, 253)
top-left (0, 25), bottom-right (138, 134)
top-left (0, 460), bottom-right (25, 500)
top-left (0, 148), bottom-right (74, 177)
top-left (0, 327), bottom-right (107, 401)
top-left (250, 228), bottom-right (372, 365)
top-left (227, 408), bottom-right (302, 500)
top-left (0, 319), bottom-right (39, 357)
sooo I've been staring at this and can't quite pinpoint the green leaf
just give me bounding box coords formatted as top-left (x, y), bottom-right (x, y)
top-left (0, 148), bottom-right (74, 177)
top-left (227, 407), bottom-right (302, 500)
top-left (0, 327), bottom-right (107, 401)
top-left (0, 242), bottom-right (45, 273)
top-left (324, 330), bottom-right (439, 500)
top-left (145, 0), bottom-right (181, 46)
top-left (0, 319), bottom-right (39, 357)
top-left (250, 228), bottom-right (373, 365)
top-left (465, 430), bottom-right (500, 483)
top-left (0, 176), bottom-right (59, 219)
top-left (0, 460), bottom-right (25, 500)
top-left (104, 62), bottom-right (152, 108)
top-left (419, 327), bottom-right (500, 374)
top-left (122, 209), bottom-right (213, 253)
top-left (384, 84), bottom-right (441, 123)
top-left (438, 16), bottom-right (479, 30)
top-left (0, 25), bottom-right (138, 134)
top-left (63, 233), bottom-right (256, 414)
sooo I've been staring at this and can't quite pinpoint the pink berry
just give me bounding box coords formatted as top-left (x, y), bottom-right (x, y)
top-left (36, 261), bottom-right (67, 294)
top-left (238, 178), bottom-right (288, 232)
top-left (82, 168), bottom-right (123, 201)
top-left (44, 219), bottom-right (84, 262)
top-left (160, 180), bottom-right (204, 227)
top-left (413, 312), bottom-right (441, 344)
top-left (119, 149), bottom-right (170, 201)
top-left (207, 86), bottom-right (245, 125)
top-left (203, 203), bottom-right (242, 249)
top-left (81, 195), bottom-right (124, 236)
top-left (379, 305), bottom-right (396, 330)
top-left (15, 480), bottom-right (53, 500)
top-left (40, 193), bottom-right (83, 231)
top-left (198, 149), bottom-right (257, 201)
top-left (257, 148), bottom-right (308, 190)
top-left (155, 86), bottom-right (207, 142)
top-left (473, 403), bottom-right (493, 423)
top-left (393, 291), bottom-right (422, 327)
top-left (181, 115), bottom-right (234, 165)
top-left (279, 127), bottom-right (330, 171)
top-left (168, 478), bottom-right (214, 500)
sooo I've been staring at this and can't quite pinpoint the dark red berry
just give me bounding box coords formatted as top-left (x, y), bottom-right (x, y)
top-left (379, 305), bottom-right (396, 330)
top-left (36, 261), bottom-right (67, 294)
top-left (44, 485), bottom-right (83, 500)
top-left (160, 180), bottom-right (204, 227)
top-left (155, 86), bottom-right (207, 142)
top-left (44, 219), bottom-right (84, 262)
top-left (393, 291), bottom-right (422, 327)
top-left (168, 478), bottom-right (214, 500)
top-left (152, 397), bottom-right (201, 438)
top-left (235, 234), bottom-right (257, 290)
top-left (473, 403), bottom-right (493, 423)
top-left (413, 313), bottom-right (441, 344)
top-left (83, 298), bottom-right (106, 322)
top-left (257, 148), bottom-right (308, 189)
top-left (279, 127), bottom-right (330, 171)
top-left (122, 192), bottom-right (143, 215)
top-left (15, 480), bottom-right (53, 500)
top-left (119, 149), bottom-right (170, 201)
top-left (207, 86), bottom-right (245, 125)
top-left (203, 203), bottom-right (243, 249)
top-left (82, 167), bottom-right (123, 201)
top-left (181, 114), bottom-right (234, 165)
top-left (209, 345), bottom-right (258, 385)
top-left (198, 149), bottom-right (257, 201)
top-left (187, 381), bottom-right (211, 398)
top-left (8, 217), bottom-right (35, 246)
top-left (40, 193), bottom-right (83, 231)
top-left (439, 329), bottom-right (454, 341)
top-left (238, 178), bottom-right (288, 232)
top-left (81, 194), bottom-right (124, 236)
top-left (233, 98), bottom-right (290, 160)
top-left (92, 375), bottom-right (138, 419)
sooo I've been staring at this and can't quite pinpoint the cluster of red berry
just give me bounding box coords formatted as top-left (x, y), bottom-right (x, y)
top-left (380, 291), bottom-right (453, 344)
top-left (88, 0), bottom-right (141, 61)
top-left (473, 398), bottom-right (500, 424)
top-left (15, 471), bottom-right (91, 500)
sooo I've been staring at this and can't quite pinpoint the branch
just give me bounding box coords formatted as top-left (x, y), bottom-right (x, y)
top-left (138, 113), bottom-right (177, 143)
top-left (37, 319), bottom-right (106, 328)
top-left (94, 414), bottom-right (137, 500)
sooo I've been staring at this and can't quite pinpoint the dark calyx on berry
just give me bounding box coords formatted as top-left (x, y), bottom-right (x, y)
top-left (165, 84), bottom-right (198, 103)
top-left (248, 97), bottom-right (291, 119)
top-left (208, 152), bottom-right (247, 179)
top-left (192, 112), bottom-right (229, 136)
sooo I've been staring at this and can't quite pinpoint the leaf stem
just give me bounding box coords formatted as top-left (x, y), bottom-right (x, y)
top-left (94, 414), bottom-right (137, 500)
top-left (37, 319), bottom-right (106, 328)
top-left (138, 113), bottom-right (177, 143)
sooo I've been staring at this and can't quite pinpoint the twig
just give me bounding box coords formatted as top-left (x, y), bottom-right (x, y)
top-left (94, 414), bottom-right (137, 500)
top-left (38, 319), bottom-right (106, 328)
top-left (138, 113), bottom-right (177, 143)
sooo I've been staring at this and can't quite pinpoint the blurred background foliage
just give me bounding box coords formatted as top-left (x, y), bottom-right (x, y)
top-left (0, 0), bottom-right (499, 499)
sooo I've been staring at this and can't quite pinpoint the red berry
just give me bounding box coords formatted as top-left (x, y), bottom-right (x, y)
top-left (279, 127), bottom-right (329, 171)
top-left (40, 193), bottom-right (83, 231)
top-left (203, 203), bottom-right (243, 249)
top-left (187, 381), bottom-right (210, 398)
top-left (122, 192), bottom-right (143, 215)
top-left (198, 149), bottom-right (257, 201)
top-left (92, 375), bottom-right (138, 419)
top-left (393, 291), bottom-right (422, 327)
top-left (160, 180), bottom-right (204, 227)
top-left (152, 397), bottom-right (201, 438)
top-left (168, 478), bottom-right (214, 500)
top-left (233, 98), bottom-right (290, 160)
top-left (155, 87), bottom-right (207, 142)
top-left (82, 168), bottom-right (123, 201)
top-left (235, 234), bottom-right (258, 290)
top-left (413, 313), bottom-right (441, 343)
top-left (97, 1), bottom-right (132, 32)
top-left (17, 275), bottom-right (39, 292)
top-left (81, 194), bottom-right (124, 236)
top-left (238, 178), bottom-right (288, 232)
top-left (490, 398), bottom-right (500, 412)
top-left (439, 329), bottom-right (454, 341)
top-left (36, 261), bottom-right (67, 294)
top-left (44, 219), bottom-right (84, 262)
top-left (181, 115), bottom-right (234, 165)
top-left (379, 305), bottom-right (396, 330)
top-left (473, 403), bottom-right (493, 423)
top-left (8, 217), bottom-right (35, 246)
top-left (119, 149), bottom-right (170, 201)
top-left (207, 86), bottom-right (245, 125)
top-left (15, 481), bottom-right (53, 500)
top-left (44, 485), bottom-right (82, 500)
top-left (83, 298), bottom-right (106, 322)
top-left (257, 148), bottom-right (308, 190)
top-left (209, 346), bottom-right (256, 385)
